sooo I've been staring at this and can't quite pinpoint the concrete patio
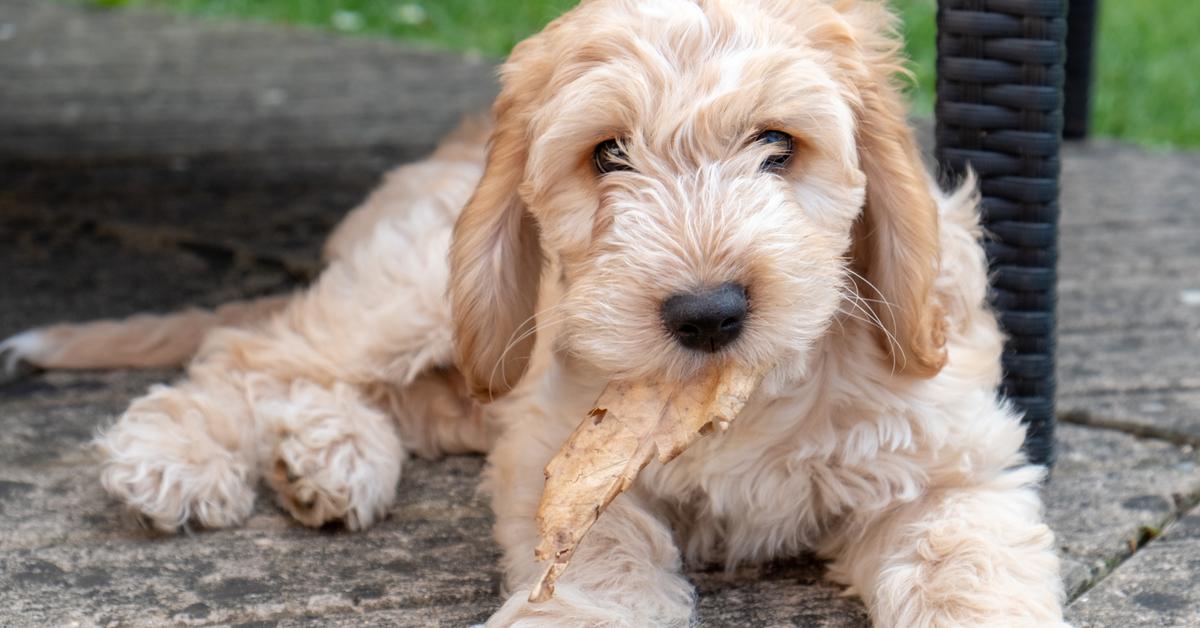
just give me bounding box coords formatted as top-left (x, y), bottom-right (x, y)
top-left (1, 1), bottom-right (1198, 625)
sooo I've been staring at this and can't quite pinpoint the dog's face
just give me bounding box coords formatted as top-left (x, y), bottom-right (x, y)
top-left (451, 0), bottom-right (947, 399)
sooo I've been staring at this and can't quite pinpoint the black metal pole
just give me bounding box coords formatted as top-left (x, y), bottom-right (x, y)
top-left (934, 0), bottom-right (1067, 468)
top-left (1063, 0), bottom-right (1099, 139)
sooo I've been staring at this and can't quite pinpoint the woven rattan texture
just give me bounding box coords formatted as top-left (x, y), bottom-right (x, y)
top-left (935, 0), bottom-right (1067, 467)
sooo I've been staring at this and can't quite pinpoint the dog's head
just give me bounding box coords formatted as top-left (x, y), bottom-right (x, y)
top-left (451, 0), bottom-right (946, 400)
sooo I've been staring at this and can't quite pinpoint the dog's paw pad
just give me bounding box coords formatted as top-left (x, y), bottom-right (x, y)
top-left (268, 432), bottom-right (397, 531)
top-left (270, 452), bottom-right (353, 528)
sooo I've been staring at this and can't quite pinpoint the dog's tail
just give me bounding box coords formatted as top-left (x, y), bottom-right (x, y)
top-left (0, 294), bottom-right (290, 379)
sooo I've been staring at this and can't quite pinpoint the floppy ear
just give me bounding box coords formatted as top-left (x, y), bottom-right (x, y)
top-left (449, 92), bottom-right (545, 401)
top-left (813, 2), bottom-right (948, 377)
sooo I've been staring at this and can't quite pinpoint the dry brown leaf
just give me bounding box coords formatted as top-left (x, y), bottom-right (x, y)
top-left (528, 363), bottom-right (765, 603)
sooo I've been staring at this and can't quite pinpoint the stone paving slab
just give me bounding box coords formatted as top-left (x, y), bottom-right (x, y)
top-left (1, 0), bottom-right (497, 267)
top-left (0, 216), bottom-right (297, 337)
top-left (1054, 140), bottom-right (1200, 447)
top-left (1064, 391), bottom-right (1200, 448)
top-left (2, 527), bottom-right (496, 626)
top-left (1044, 425), bottom-right (1200, 597)
top-left (1058, 277), bottom-right (1200, 335)
top-left (1058, 329), bottom-right (1200, 446)
top-left (692, 562), bottom-right (868, 627)
top-left (1059, 143), bottom-right (1200, 228)
top-left (0, 0), bottom-right (497, 162)
top-left (1, 456), bottom-right (499, 628)
top-left (1, 162), bottom-right (371, 268)
top-left (1068, 511), bottom-right (1200, 627)
top-left (0, 451), bottom-right (494, 551)
top-left (0, 370), bottom-right (181, 411)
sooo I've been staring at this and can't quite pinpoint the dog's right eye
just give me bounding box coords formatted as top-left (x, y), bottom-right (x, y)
top-left (593, 139), bottom-right (633, 174)
top-left (755, 130), bottom-right (794, 172)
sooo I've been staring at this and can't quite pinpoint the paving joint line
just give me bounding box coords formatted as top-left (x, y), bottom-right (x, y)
top-left (1059, 409), bottom-right (1200, 448)
top-left (1065, 491), bottom-right (1200, 605)
top-left (1062, 383), bottom-right (1200, 397)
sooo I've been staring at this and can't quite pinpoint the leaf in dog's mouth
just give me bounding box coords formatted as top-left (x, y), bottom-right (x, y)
top-left (528, 362), bottom-right (766, 603)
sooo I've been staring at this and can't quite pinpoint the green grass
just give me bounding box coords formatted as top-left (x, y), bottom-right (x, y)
top-left (90, 0), bottom-right (578, 56)
top-left (86, 0), bottom-right (1198, 148)
top-left (1092, 0), bottom-right (1200, 148)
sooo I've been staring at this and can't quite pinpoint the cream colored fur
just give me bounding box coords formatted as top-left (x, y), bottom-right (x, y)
top-left (2, 1), bottom-right (1066, 625)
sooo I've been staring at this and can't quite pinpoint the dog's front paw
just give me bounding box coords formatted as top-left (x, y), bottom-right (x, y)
top-left (488, 587), bottom-right (625, 628)
top-left (487, 585), bottom-right (690, 628)
top-left (268, 434), bottom-right (396, 530)
top-left (263, 383), bottom-right (403, 530)
top-left (97, 412), bottom-right (257, 532)
top-left (871, 517), bottom-right (1067, 628)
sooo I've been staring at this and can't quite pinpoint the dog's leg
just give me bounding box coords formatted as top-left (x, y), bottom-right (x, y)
top-left (369, 366), bottom-right (493, 460)
top-left (237, 212), bottom-right (483, 527)
top-left (827, 464), bottom-right (1067, 627)
top-left (95, 314), bottom-right (416, 532)
top-left (91, 301), bottom-right (430, 532)
top-left (484, 421), bottom-right (695, 627)
top-left (96, 196), bottom-right (479, 531)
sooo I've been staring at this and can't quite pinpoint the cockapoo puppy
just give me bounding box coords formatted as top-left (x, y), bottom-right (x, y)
top-left (2, 0), bottom-right (1067, 625)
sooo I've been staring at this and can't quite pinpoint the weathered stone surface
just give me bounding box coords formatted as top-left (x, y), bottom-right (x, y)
top-left (0, 456), bottom-right (500, 627)
top-left (1059, 557), bottom-right (1094, 602)
top-left (0, 0), bottom-right (498, 162)
top-left (0, 369), bottom-right (179, 410)
top-left (1, 163), bottom-right (363, 271)
top-left (1058, 277), bottom-right (1200, 335)
top-left (0, 217), bottom-right (298, 338)
top-left (0, 402), bottom-right (119, 467)
top-left (1045, 425), bottom-right (1200, 597)
top-left (1058, 329), bottom-right (1200, 445)
top-left (0, 462), bottom-right (157, 550)
top-left (694, 561), bottom-right (869, 627)
top-left (0, 523), bottom-right (497, 627)
top-left (1060, 142), bottom-right (1200, 228)
top-left (1, 0), bottom-right (497, 273)
top-left (1059, 224), bottom-right (1200, 284)
top-left (1068, 510), bottom-right (1200, 627)
top-left (1054, 140), bottom-right (1200, 446)
top-left (0, 371), bottom-right (177, 468)
top-left (1063, 391), bottom-right (1200, 446)
top-left (1059, 329), bottom-right (1200, 397)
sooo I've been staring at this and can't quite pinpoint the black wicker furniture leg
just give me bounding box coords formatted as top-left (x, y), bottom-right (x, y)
top-left (934, 0), bottom-right (1067, 468)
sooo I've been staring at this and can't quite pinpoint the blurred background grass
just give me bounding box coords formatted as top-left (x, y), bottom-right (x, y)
top-left (85, 0), bottom-right (1198, 148)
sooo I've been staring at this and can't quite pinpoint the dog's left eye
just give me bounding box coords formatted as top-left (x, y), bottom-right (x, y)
top-left (593, 139), bottom-right (633, 174)
top-left (755, 130), bottom-right (794, 172)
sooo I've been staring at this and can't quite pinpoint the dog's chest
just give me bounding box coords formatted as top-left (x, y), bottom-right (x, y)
top-left (525, 359), bottom-right (930, 563)
top-left (640, 391), bottom-right (927, 563)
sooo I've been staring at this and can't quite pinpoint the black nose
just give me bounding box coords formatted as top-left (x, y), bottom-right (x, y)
top-left (661, 283), bottom-right (748, 353)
